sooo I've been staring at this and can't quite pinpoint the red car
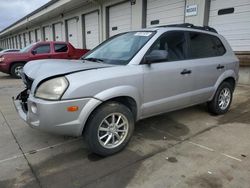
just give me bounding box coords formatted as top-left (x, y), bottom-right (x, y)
top-left (0, 41), bottom-right (89, 78)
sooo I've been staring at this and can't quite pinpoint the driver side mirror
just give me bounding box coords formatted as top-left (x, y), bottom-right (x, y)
top-left (144, 50), bottom-right (168, 64)
top-left (31, 50), bottom-right (37, 55)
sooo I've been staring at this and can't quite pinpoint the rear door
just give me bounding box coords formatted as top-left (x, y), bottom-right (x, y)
top-left (52, 43), bottom-right (69, 59)
top-left (186, 31), bottom-right (227, 104)
top-left (142, 31), bottom-right (194, 117)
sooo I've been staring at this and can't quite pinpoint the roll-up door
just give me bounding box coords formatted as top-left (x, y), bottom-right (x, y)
top-left (20, 34), bottom-right (24, 48)
top-left (209, 0), bottom-right (250, 51)
top-left (67, 18), bottom-right (78, 48)
top-left (17, 35), bottom-right (21, 49)
top-left (84, 11), bottom-right (100, 49)
top-left (54, 23), bottom-right (63, 41)
top-left (24, 32), bottom-right (30, 46)
top-left (30, 30), bottom-right (36, 43)
top-left (43, 26), bottom-right (52, 41)
top-left (11, 38), bottom-right (14, 48)
top-left (35, 29), bottom-right (42, 42)
top-left (146, 0), bottom-right (185, 27)
top-left (108, 2), bottom-right (132, 37)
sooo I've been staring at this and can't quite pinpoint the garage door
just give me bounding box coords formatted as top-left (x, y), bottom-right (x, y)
top-left (109, 2), bottom-right (132, 37)
top-left (14, 36), bottom-right (18, 49)
top-left (35, 29), bottom-right (42, 42)
top-left (209, 0), bottom-right (250, 51)
top-left (43, 26), bottom-right (52, 41)
top-left (84, 11), bottom-right (100, 49)
top-left (146, 0), bottom-right (185, 27)
top-left (67, 18), bottom-right (78, 48)
top-left (20, 34), bottom-right (24, 48)
top-left (11, 38), bottom-right (14, 48)
top-left (54, 23), bottom-right (63, 41)
top-left (30, 30), bottom-right (36, 44)
top-left (24, 33), bottom-right (29, 46)
top-left (16, 35), bottom-right (20, 49)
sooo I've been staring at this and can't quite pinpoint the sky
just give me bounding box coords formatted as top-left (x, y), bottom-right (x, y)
top-left (0, 0), bottom-right (51, 31)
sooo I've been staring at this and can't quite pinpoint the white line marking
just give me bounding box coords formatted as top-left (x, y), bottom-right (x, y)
top-left (0, 138), bottom-right (81, 165)
top-left (221, 153), bottom-right (242, 162)
top-left (188, 141), bottom-right (215, 152)
top-left (0, 154), bottom-right (23, 164)
top-left (34, 138), bottom-right (81, 153)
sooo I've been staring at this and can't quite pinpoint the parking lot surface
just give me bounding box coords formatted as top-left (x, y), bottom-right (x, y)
top-left (0, 72), bottom-right (250, 188)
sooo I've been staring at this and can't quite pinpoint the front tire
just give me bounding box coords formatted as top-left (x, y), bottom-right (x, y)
top-left (208, 82), bottom-right (233, 115)
top-left (84, 102), bottom-right (134, 156)
top-left (10, 63), bottom-right (24, 79)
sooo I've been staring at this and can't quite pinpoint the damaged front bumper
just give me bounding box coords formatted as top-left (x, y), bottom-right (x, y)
top-left (12, 89), bottom-right (29, 121)
top-left (13, 89), bottom-right (102, 136)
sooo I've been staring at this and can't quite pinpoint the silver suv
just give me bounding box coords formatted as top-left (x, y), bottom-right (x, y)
top-left (14, 24), bottom-right (239, 156)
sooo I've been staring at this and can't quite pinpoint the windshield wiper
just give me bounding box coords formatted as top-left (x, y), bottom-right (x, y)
top-left (82, 57), bottom-right (104, 63)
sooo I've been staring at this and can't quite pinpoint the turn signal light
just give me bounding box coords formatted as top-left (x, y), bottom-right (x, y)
top-left (67, 106), bottom-right (79, 112)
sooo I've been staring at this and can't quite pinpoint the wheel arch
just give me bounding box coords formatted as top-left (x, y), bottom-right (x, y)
top-left (79, 86), bottom-right (141, 135)
top-left (209, 70), bottom-right (237, 101)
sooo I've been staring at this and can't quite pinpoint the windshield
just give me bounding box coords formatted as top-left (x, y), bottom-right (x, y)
top-left (83, 31), bottom-right (155, 65)
top-left (20, 43), bottom-right (35, 53)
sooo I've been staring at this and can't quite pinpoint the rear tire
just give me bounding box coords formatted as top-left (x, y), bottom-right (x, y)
top-left (10, 63), bottom-right (24, 79)
top-left (84, 102), bottom-right (134, 156)
top-left (208, 82), bottom-right (233, 115)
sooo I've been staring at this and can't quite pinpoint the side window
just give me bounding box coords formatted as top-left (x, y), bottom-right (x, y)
top-left (188, 32), bottom-right (226, 59)
top-left (148, 31), bottom-right (187, 62)
top-left (34, 44), bottom-right (50, 54)
top-left (55, 44), bottom-right (68, 53)
top-left (212, 36), bottom-right (226, 56)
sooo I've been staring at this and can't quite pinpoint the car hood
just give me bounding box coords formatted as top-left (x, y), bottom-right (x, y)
top-left (23, 59), bottom-right (114, 88)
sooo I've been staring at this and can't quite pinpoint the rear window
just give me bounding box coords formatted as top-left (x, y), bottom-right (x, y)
top-left (55, 44), bottom-right (68, 52)
top-left (188, 32), bottom-right (226, 59)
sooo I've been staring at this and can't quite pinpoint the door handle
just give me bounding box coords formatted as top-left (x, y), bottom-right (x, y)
top-left (217, 64), bottom-right (225, 70)
top-left (181, 69), bottom-right (192, 75)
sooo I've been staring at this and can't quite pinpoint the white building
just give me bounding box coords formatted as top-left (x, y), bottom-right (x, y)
top-left (0, 0), bottom-right (250, 82)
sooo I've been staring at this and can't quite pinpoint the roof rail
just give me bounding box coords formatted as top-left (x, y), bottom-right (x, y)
top-left (157, 23), bottom-right (218, 33)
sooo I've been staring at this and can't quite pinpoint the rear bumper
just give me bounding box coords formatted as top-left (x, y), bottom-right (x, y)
top-left (13, 91), bottom-right (102, 136)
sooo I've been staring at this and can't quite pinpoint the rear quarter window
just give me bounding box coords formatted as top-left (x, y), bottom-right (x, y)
top-left (54, 44), bottom-right (68, 53)
top-left (188, 32), bottom-right (226, 59)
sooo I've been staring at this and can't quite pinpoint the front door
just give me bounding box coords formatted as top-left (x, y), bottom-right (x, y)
top-left (30, 44), bottom-right (52, 60)
top-left (142, 31), bottom-right (194, 118)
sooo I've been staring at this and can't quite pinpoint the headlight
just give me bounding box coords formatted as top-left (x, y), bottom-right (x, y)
top-left (0, 57), bottom-right (4, 62)
top-left (35, 77), bottom-right (68, 100)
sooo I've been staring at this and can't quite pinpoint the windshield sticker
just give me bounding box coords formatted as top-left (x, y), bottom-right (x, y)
top-left (134, 32), bottom-right (152, 37)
